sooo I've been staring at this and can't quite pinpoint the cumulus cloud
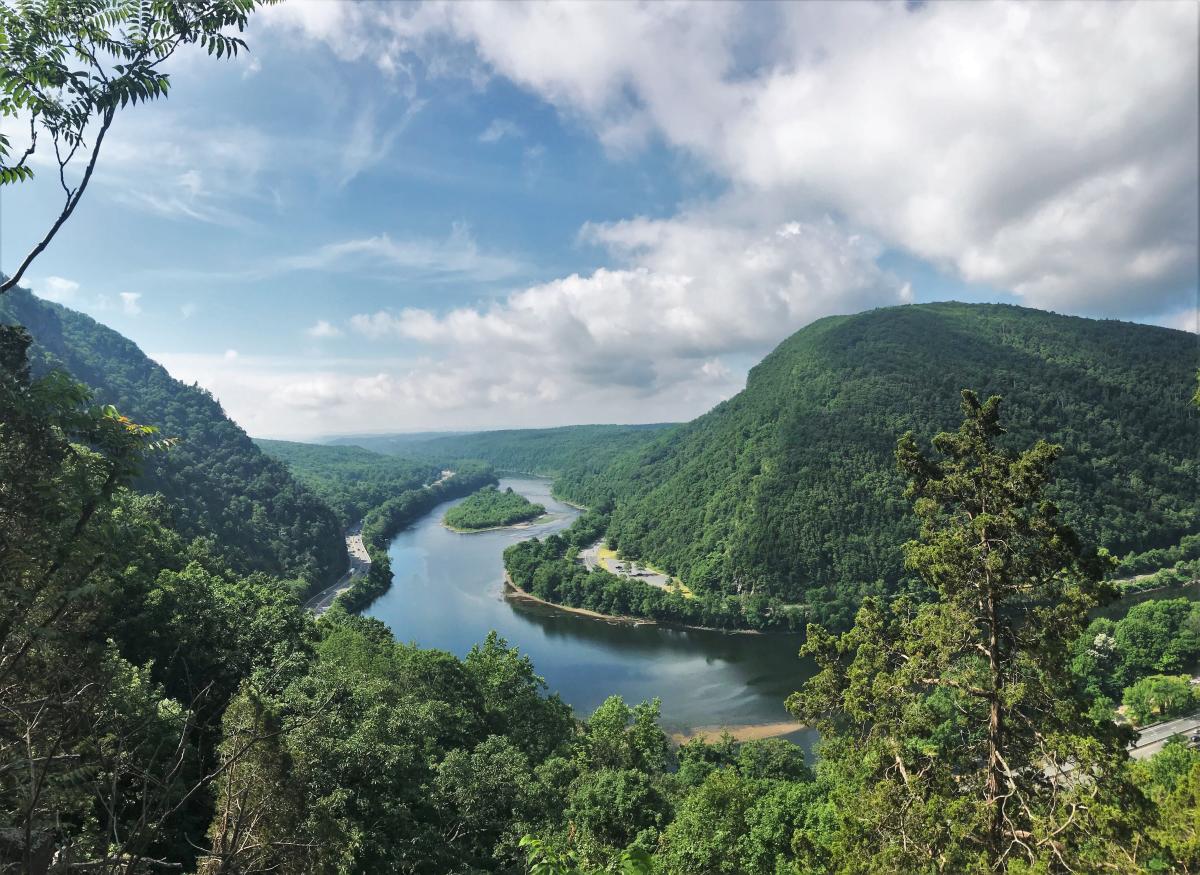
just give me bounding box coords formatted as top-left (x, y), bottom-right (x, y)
top-left (1151, 304), bottom-right (1199, 334)
top-left (148, 211), bottom-right (900, 434)
top-left (35, 276), bottom-right (80, 304)
top-left (345, 215), bottom-right (906, 414)
top-left (272, 0), bottom-right (1198, 318)
top-left (119, 292), bottom-right (142, 316)
top-left (306, 319), bottom-right (344, 339)
top-left (190, 1), bottom-right (1197, 433)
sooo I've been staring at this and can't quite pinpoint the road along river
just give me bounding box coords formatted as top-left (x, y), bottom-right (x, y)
top-left (365, 476), bottom-right (819, 751)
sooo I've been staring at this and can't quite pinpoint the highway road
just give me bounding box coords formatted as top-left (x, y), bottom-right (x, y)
top-left (1129, 710), bottom-right (1200, 760)
top-left (304, 527), bottom-right (371, 614)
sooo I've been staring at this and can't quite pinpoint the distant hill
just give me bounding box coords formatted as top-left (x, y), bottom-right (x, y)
top-left (337, 423), bottom-right (678, 483)
top-left (0, 288), bottom-right (345, 588)
top-left (566, 303), bottom-right (1199, 628)
top-left (255, 438), bottom-right (439, 526)
top-left (326, 431), bottom-right (468, 452)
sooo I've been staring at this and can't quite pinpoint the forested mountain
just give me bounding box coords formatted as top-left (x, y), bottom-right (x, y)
top-left (0, 287), bottom-right (345, 588)
top-left (255, 438), bottom-right (439, 526)
top-left (4, 301), bottom-right (1198, 873)
top-left (563, 303), bottom-right (1199, 628)
top-left (327, 430), bottom-right (466, 452)
top-left (335, 423), bottom-right (677, 480)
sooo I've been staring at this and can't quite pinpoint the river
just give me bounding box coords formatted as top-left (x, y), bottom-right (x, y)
top-left (366, 476), bottom-right (819, 751)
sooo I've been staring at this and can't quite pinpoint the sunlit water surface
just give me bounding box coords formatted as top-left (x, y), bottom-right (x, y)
top-left (367, 477), bottom-right (818, 750)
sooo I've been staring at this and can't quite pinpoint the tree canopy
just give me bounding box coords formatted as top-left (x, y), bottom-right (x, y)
top-left (444, 484), bottom-right (547, 531)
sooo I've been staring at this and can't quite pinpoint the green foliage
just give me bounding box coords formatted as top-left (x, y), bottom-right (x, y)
top-left (1131, 738), bottom-right (1200, 870)
top-left (567, 303), bottom-right (1198, 630)
top-left (445, 484), bottom-right (547, 530)
top-left (1072, 598), bottom-right (1200, 708)
top-left (1117, 533), bottom-right (1200, 577)
top-left (2, 324), bottom-right (205, 867)
top-left (360, 462), bottom-right (496, 554)
top-left (788, 390), bottom-right (1140, 872)
top-left (520, 836), bottom-right (654, 875)
top-left (1, 287), bottom-right (346, 589)
top-left (336, 422), bottom-right (674, 479)
top-left (6, 296), bottom-right (1195, 872)
top-left (1123, 675), bottom-right (1199, 726)
top-left (505, 511), bottom-right (806, 630)
top-left (256, 437), bottom-right (439, 526)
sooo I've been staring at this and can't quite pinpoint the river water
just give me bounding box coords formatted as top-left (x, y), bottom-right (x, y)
top-left (366, 476), bottom-right (818, 749)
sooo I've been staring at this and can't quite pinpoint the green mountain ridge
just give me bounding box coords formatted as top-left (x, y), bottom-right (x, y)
top-left (255, 437), bottom-right (440, 527)
top-left (0, 287), bottom-right (346, 588)
top-left (337, 422), bottom-right (677, 479)
top-left (562, 302), bottom-right (1199, 627)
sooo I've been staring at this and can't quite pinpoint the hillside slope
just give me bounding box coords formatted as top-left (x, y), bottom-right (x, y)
top-left (0, 288), bottom-right (345, 587)
top-left (576, 303), bottom-right (1199, 627)
top-left (256, 438), bottom-right (439, 526)
top-left (336, 423), bottom-right (676, 482)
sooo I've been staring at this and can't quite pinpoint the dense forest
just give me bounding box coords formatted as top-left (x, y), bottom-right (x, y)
top-left (505, 511), bottom-right (806, 631)
top-left (5, 319), bottom-right (1197, 872)
top-left (255, 438), bottom-right (439, 526)
top-left (0, 288), bottom-right (346, 591)
top-left (445, 485), bottom-right (547, 530)
top-left (1, 2), bottom-right (1197, 867)
top-left (335, 423), bottom-right (676, 480)
top-left (553, 303), bottom-right (1199, 629)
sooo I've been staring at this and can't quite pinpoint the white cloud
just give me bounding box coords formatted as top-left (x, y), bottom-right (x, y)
top-left (224, 348), bottom-right (239, 361)
top-left (337, 99), bottom-right (425, 187)
top-left (479, 118), bottom-right (523, 143)
top-left (346, 214), bottom-right (906, 413)
top-left (139, 1), bottom-right (1198, 435)
top-left (119, 292), bottom-right (142, 316)
top-left (35, 276), bottom-right (80, 304)
top-left (148, 214), bottom-right (903, 435)
top-left (98, 115), bottom-right (272, 226)
top-left (1151, 304), bottom-right (1199, 334)
top-left (306, 319), bottom-right (344, 339)
top-left (280, 223), bottom-right (526, 282)
top-left (278, 0), bottom-right (1198, 319)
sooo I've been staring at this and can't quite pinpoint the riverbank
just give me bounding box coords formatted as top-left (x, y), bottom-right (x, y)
top-left (670, 721), bottom-right (808, 745)
top-left (503, 572), bottom-right (768, 636)
top-left (504, 573), bottom-right (658, 626)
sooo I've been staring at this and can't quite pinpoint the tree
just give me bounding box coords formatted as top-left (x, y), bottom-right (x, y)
top-left (1122, 675), bottom-right (1197, 726)
top-left (1131, 738), bottom-right (1200, 870)
top-left (0, 0), bottom-right (273, 293)
top-left (0, 325), bottom-right (206, 870)
top-left (790, 390), bottom-right (1140, 872)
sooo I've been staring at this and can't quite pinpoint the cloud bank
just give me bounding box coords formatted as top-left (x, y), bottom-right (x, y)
top-left (229, 0), bottom-right (1199, 433)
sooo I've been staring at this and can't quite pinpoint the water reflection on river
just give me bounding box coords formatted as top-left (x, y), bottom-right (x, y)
top-left (366, 477), bottom-right (818, 751)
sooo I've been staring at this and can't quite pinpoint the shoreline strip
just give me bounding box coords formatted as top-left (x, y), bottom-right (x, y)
top-left (502, 572), bottom-right (767, 636)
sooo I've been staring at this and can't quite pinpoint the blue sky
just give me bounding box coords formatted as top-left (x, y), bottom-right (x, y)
top-left (3, 1), bottom-right (1196, 438)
